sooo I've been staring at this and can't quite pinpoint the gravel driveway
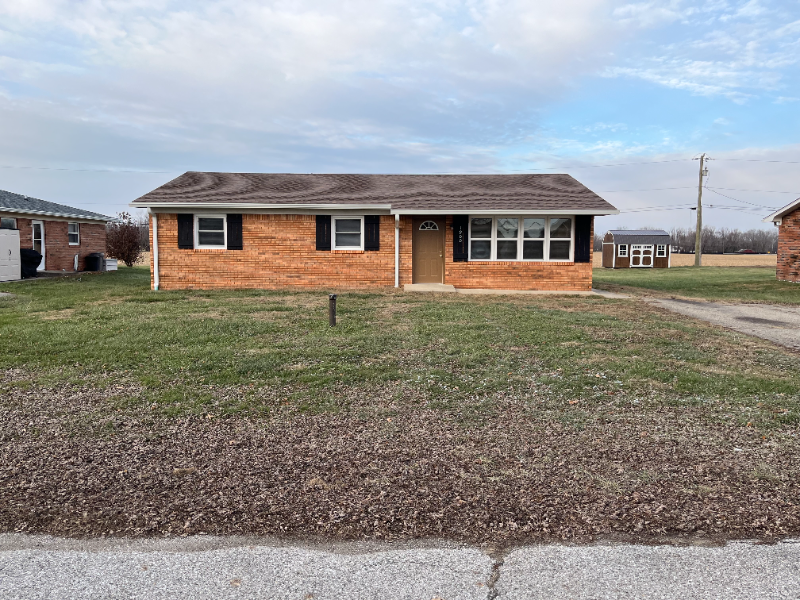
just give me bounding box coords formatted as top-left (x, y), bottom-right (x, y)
top-left (2, 535), bottom-right (799, 599)
top-left (647, 299), bottom-right (800, 351)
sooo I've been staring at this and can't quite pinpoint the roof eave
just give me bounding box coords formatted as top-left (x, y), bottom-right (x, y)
top-left (0, 206), bottom-right (112, 222)
top-left (391, 208), bottom-right (619, 216)
top-left (132, 202), bottom-right (394, 211)
top-left (763, 197), bottom-right (800, 223)
top-left (131, 202), bottom-right (618, 216)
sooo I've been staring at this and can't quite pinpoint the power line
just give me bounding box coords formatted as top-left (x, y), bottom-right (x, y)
top-left (0, 165), bottom-right (174, 173)
top-left (704, 187), bottom-right (775, 209)
top-left (512, 159), bottom-right (691, 170)
top-left (597, 186), bottom-right (695, 192)
top-left (708, 186), bottom-right (800, 194)
top-left (620, 206), bottom-right (694, 213)
top-left (714, 159), bottom-right (800, 164)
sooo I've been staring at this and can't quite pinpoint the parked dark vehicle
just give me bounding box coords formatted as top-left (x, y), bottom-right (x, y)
top-left (20, 249), bottom-right (42, 278)
top-left (737, 249), bottom-right (756, 254)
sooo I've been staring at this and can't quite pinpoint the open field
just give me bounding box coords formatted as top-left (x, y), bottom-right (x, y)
top-left (592, 253), bottom-right (776, 268)
top-left (1, 268), bottom-right (799, 544)
top-left (594, 266), bottom-right (800, 305)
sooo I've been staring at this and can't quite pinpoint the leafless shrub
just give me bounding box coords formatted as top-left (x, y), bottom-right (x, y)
top-left (106, 212), bottom-right (143, 267)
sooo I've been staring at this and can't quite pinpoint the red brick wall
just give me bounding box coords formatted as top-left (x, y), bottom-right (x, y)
top-left (777, 208), bottom-right (800, 283)
top-left (151, 213), bottom-right (396, 290)
top-left (2, 215), bottom-right (106, 271)
top-left (151, 213), bottom-right (594, 291)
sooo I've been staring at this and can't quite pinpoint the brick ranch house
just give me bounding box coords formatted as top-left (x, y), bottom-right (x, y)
top-left (764, 197), bottom-right (800, 283)
top-left (131, 172), bottom-right (618, 291)
top-left (0, 188), bottom-right (112, 272)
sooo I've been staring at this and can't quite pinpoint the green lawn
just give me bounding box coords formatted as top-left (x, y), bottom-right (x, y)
top-left (593, 266), bottom-right (800, 304)
top-left (1, 267), bottom-right (798, 426)
top-left (3, 267), bottom-right (800, 542)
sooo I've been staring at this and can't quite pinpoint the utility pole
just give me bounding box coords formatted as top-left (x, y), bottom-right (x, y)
top-left (693, 153), bottom-right (709, 266)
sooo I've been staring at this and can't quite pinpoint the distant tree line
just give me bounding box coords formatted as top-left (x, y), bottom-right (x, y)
top-left (593, 227), bottom-right (778, 254)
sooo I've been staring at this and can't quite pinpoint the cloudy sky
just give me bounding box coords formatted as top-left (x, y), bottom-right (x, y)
top-left (0, 0), bottom-right (798, 231)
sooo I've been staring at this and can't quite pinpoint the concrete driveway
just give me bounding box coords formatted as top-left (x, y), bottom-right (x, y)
top-left (2, 534), bottom-right (799, 599)
top-left (646, 299), bottom-right (800, 351)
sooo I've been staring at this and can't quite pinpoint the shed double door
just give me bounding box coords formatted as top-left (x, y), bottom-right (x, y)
top-left (630, 244), bottom-right (653, 267)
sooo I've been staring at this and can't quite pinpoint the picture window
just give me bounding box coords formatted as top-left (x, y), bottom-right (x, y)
top-left (468, 216), bottom-right (573, 261)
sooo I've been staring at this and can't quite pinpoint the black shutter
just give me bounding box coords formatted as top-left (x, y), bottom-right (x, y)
top-left (316, 215), bottom-right (331, 251)
top-left (364, 215), bottom-right (380, 251)
top-left (227, 214), bottom-right (243, 250)
top-left (177, 214), bottom-right (194, 249)
top-left (574, 215), bottom-right (592, 263)
top-left (453, 215), bottom-right (469, 262)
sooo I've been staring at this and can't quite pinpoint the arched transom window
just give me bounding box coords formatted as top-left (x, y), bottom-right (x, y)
top-left (419, 220), bottom-right (439, 230)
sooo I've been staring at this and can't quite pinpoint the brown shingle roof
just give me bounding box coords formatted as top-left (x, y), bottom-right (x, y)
top-left (131, 172), bottom-right (618, 213)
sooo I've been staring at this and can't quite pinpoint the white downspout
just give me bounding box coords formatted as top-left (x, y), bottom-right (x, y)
top-left (394, 214), bottom-right (400, 288)
top-left (150, 209), bottom-right (160, 290)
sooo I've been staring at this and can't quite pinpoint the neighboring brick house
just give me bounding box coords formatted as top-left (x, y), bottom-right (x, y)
top-left (601, 229), bottom-right (672, 269)
top-left (0, 188), bottom-right (112, 272)
top-left (764, 198), bottom-right (800, 283)
top-left (131, 172), bottom-right (618, 291)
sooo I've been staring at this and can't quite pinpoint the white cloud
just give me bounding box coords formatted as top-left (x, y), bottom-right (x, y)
top-left (0, 0), bottom-right (635, 160)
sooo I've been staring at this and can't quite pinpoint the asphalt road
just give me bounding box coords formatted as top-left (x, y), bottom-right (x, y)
top-left (647, 298), bottom-right (800, 351)
top-left (2, 535), bottom-right (799, 599)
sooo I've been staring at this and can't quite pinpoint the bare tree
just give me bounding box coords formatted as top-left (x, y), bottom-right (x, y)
top-left (106, 212), bottom-right (143, 267)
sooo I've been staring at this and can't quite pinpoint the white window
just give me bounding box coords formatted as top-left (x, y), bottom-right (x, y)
top-left (68, 222), bottom-right (80, 245)
top-left (549, 218), bottom-right (572, 260)
top-left (618, 244), bottom-right (628, 257)
top-left (656, 244), bottom-right (667, 257)
top-left (333, 217), bottom-right (363, 250)
top-left (195, 215), bottom-right (227, 248)
top-left (0, 217), bottom-right (16, 230)
top-left (468, 216), bottom-right (573, 261)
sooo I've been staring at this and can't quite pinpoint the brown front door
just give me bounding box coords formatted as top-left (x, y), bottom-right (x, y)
top-left (412, 218), bottom-right (445, 283)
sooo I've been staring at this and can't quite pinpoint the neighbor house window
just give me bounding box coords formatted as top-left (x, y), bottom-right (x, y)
top-left (195, 215), bottom-right (226, 248)
top-left (68, 222), bottom-right (80, 245)
top-left (468, 216), bottom-right (572, 261)
top-left (618, 244), bottom-right (628, 257)
top-left (333, 217), bottom-right (363, 250)
top-left (0, 217), bottom-right (16, 229)
top-left (656, 244), bottom-right (667, 257)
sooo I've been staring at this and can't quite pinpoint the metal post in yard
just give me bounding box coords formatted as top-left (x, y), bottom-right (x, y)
top-left (329, 294), bottom-right (337, 327)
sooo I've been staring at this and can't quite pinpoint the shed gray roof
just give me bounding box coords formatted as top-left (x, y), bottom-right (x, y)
top-left (131, 172), bottom-right (618, 214)
top-left (607, 229), bottom-right (672, 245)
top-left (0, 189), bottom-right (113, 222)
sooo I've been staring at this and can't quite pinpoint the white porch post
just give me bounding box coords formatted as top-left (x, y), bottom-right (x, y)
top-left (394, 214), bottom-right (400, 288)
top-left (150, 210), bottom-right (160, 291)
